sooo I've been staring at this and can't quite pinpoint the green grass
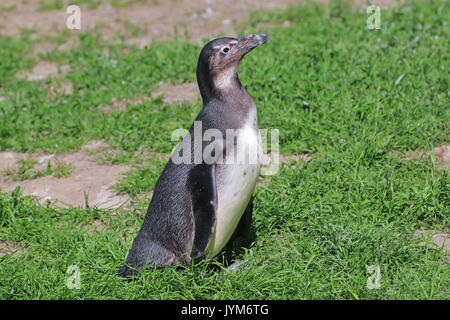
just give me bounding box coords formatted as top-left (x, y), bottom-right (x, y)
top-left (0, 0), bottom-right (449, 299)
top-left (113, 156), bottom-right (167, 197)
top-left (38, 0), bottom-right (64, 11)
top-left (36, 0), bottom-right (150, 11)
top-left (5, 158), bottom-right (73, 180)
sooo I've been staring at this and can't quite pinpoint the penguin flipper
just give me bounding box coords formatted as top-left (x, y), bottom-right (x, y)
top-left (187, 162), bottom-right (218, 259)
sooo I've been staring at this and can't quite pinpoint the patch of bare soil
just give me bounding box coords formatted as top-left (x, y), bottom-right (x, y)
top-left (412, 230), bottom-right (450, 263)
top-left (99, 82), bottom-right (199, 113)
top-left (401, 145), bottom-right (450, 169)
top-left (0, 240), bottom-right (25, 257)
top-left (83, 219), bottom-right (108, 235)
top-left (49, 82), bottom-right (74, 96)
top-left (1, 0), bottom-right (302, 40)
top-left (257, 152), bottom-right (312, 185)
top-left (10, 0), bottom-right (402, 48)
top-left (100, 96), bottom-right (148, 114)
top-left (16, 61), bottom-right (70, 81)
top-left (0, 151), bottom-right (28, 173)
top-left (0, 141), bottom-right (131, 209)
top-left (262, 152), bottom-right (312, 169)
top-left (433, 145), bottom-right (450, 167)
top-left (151, 82), bottom-right (199, 105)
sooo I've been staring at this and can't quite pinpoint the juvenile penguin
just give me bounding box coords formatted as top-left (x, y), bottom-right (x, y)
top-left (118, 34), bottom-right (269, 278)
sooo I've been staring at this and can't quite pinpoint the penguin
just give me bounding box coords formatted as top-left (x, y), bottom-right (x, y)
top-left (118, 33), bottom-right (269, 278)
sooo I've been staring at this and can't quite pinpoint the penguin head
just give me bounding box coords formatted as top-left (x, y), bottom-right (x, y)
top-left (197, 34), bottom-right (269, 101)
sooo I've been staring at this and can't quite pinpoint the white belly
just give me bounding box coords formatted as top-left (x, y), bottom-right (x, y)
top-left (205, 126), bottom-right (262, 258)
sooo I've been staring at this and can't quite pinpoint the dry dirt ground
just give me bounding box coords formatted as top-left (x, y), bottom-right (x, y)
top-left (151, 82), bottom-right (200, 105)
top-left (100, 82), bottom-right (200, 113)
top-left (412, 230), bottom-right (450, 264)
top-left (401, 145), bottom-right (450, 169)
top-left (16, 61), bottom-right (71, 81)
top-left (0, 239), bottom-right (25, 257)
top-left (1, 0), bottom-right (305, 42)
top-left (0, 141), bottom-right (131, 208)
top-left (1, 0), bottom-right (397, 43)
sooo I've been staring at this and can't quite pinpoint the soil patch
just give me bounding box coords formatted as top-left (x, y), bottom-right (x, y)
top-left (257, 152), bottom-right (312, 185)
top-left (100, 96), bottom-right (148, 114)
top-left (401, 145), bottom-right (450, 169)
top-left (0, 240), bottom-right (25, 257)
top-left (0, 141), bottom-right (131, 209)
top-left (412, 230), bottom-right (450, 263)
top-left (83, 219), bottom-right (108, 235)
top-left (151, 82), bottom-right (199, 105)
top-left (16, 61), bottom-right (70, 81)
top-left (0, 0), bottom-right (302, 42)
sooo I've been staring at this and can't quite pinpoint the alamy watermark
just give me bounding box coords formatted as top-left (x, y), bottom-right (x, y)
top-left (66, 5), bottom-right (81, 30)
top-left (170, 122), bottom-right (280, 176)
top-left (66, 265), bottom-right (81, 289)
top-left (366, 5), bottom-right (381, 30)
top-left (366, 265), bottom-right (381, 289)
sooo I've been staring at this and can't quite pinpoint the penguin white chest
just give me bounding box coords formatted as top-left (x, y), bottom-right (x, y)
top-left (205, 125), bottom-right (262, 258)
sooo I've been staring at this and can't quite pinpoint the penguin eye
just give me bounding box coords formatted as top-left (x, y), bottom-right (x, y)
top-left (221, 46), bottom-right (230, 54)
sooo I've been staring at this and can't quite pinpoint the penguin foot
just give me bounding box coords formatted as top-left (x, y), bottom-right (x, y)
top-left (224, 259), bottom-right (249, 274)
top-left (214, 259), bottom-right (249, 283)
top-left (220, 258), bottom-right (249, 278)
top-left (118, 264), bottom-right (141, 280)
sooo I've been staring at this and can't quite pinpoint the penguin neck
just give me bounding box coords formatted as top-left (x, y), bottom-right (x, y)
top-left (197, 66), bottom-right (247, 105)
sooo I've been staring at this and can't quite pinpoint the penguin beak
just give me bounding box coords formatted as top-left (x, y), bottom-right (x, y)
top-left (237, 34), bottom-right (269, 55)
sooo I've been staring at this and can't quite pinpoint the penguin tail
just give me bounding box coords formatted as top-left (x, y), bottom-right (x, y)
top-left (118, 263), bottom-right (141, 279)
top-left (118, 241), bottom-right (179, 279)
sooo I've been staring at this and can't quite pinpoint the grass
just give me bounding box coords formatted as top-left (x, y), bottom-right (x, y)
top-left (5, 158), bottom-right (73, 181)
top-left (0, 0), bottom-right (449, 299)
top-left (38, 0), bottom-right (64, 11)
top-left (37, 0), bottom-right (150, 11)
